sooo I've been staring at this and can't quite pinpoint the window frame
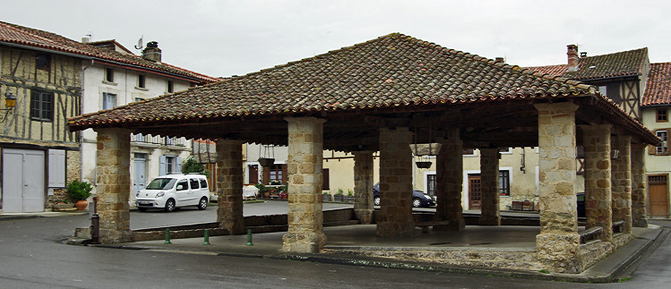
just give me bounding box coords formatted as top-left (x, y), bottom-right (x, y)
top-left (105, 68), bottom-right (114, 83)
top-left (30, 90), bottom-right (54, 121)
top-left (138, 74), bottom-right (146, 88)
top-left (167, 80), bottom-right (174, 93)
top-left (654, 129), bottom-right (670, 155)
top-left (499, 170), bottom-right (511, 196)
top-left (657, 108), bottom-right (668, 122)
top-left (102, 92), bottom-right (117, 110)
top-left (36, 54), bottom-right (50, 70)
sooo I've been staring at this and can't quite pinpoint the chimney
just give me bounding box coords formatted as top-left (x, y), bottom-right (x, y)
top-left (142, 41), bottom-right (162, 62)
top-left (81, 36), bottom-right (90, 44)
top-left (495, 57), bottom-right (504, 63)
top-left (567, 44), bottom-right (579, 72)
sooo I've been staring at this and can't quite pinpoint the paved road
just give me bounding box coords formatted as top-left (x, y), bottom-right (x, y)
top-left (1, 203), bottom-right (669, 288)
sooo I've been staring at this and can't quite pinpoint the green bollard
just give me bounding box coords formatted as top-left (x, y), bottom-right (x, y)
top-left (164, 228), bottom-right (172, 244)
top-left (246, 229), bottom-right (253, 246)
top-left (203, 229), bottom-right (211, 245)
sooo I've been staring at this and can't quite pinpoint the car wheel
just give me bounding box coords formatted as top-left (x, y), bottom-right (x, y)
top-left (198, 197), bottom-right (208, 210)
top-left (412, 198), bottom-right (421, 208)
top-left (374, 196), bottom-right (381, 206)
top-left (164, 199), bottom-right (176, 212)
top-left (138, 207), bottom-right (147, 212)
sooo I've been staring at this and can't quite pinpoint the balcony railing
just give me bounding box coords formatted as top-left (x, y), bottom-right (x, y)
top-left (131, 134), bottom-right (186, 147)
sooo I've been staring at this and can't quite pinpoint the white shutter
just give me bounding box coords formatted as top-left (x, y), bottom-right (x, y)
top-left (48, 149), bottom-right (66, 188)
top-left (176, 157), bottom-right (182, 173)
top-left (159, 156), bottom-right (167, 176)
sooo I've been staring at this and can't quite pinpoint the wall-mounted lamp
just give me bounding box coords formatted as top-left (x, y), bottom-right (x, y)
top-left (1, 91), bottom-right (17, 122)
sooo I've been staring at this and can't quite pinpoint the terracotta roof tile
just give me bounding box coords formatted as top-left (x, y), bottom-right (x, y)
top-left (526, 48), bottom-right (648, 80)
top-left (0, 21), bottom-right (217, 83)
top-left (69, 33), bottom-right (599, 130)
top-left (643, 62), bottom-right (671, 106)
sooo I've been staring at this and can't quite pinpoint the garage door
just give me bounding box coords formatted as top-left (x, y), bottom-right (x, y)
top-left (2, 149), bottom-right (45, 213)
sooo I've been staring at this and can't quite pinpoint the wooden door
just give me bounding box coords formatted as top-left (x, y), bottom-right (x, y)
top-left (468, 174), bottom-right (482, 210)
top-left (649, 175), bottom-right (669, 217)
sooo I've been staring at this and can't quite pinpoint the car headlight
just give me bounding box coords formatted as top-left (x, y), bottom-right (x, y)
top-left (135, 192), bottom-right (139, 197)
top-left (156, 192), bottom-right (165, 198)
top-left (423, 194), bottom-right (432, 200)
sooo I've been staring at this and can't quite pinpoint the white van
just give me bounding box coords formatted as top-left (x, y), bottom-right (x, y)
top-left (135, 174), bottom-right (209, 212)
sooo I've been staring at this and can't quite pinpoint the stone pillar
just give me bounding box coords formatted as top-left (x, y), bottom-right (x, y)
top-left (534, 103), bottom-right (581, 273)
top-left (216, 139), bottom-right (245, 234)
top-left (434, 128), bottom-right (465, 231)
top-left (377, 127), bottom-right (414, 237)
top-left (353, 151), bottom-right (374, 224)
top-left (581, 124), bottom-right (613, 242)
top-left (631, 144), bottom-right (648, 227)
top-left (95, 128), bottom-right (132, 244)
top-left (479, 148), bottom-right (501, 226)
top-left (282, 117), bottom-right (327, 253)
top-left (612, 135), bottom-right (633, 233)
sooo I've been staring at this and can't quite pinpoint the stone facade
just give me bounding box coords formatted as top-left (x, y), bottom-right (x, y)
top-left (353, 151), bottom-right (374, 224)
top-left (95, 128), bottom-right (132, 244)
top-left (434, 129), bottom-right (465, 231)
top-left (612, 135), bottom-right (632, 233)
top-left (216, 140), bottom-right (245, 234)
top-left (479, 148), bottom-right (501, 226)
top-left (377, 127), bottom-right (415, 237)
top-left (282, 117), bottom-right (327, 253)
top-left (631, 144), bottom-right (648, 227)
top-left (581, 124), bottom-right (613, 242)
top-left (534, 103), bottom-right (581, 273)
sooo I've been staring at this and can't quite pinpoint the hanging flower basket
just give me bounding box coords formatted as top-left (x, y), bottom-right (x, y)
top-left (415, 161), bottom-right (432, 169)
top-left (258, 158), bottom-right (275, 167)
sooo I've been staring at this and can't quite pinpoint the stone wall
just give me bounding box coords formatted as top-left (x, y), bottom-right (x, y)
top-left (479, 148), bottom-right (501, 226)
top-left (215, 140), bottom-right (245, 234)
top-left (579, 240), bottom-right (613, 270)
top-left (377, 127), bottom-right (414, 237)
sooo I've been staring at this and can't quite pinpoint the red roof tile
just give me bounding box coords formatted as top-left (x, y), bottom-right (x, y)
top-left (526, 48), bottom-right (648, 81)
top-left (0, 21), bottom-right (218, 83)
top-left (643, 62), bottom-right (671, 106)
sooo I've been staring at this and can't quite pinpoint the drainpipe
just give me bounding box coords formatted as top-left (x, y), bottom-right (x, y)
top-left (80, 59), bottom-right (94, 182)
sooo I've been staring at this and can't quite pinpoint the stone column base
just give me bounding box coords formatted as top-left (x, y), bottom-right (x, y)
top-left (354, 209), bottom-right (373, 224)
top-left (99, 229), bottom-right (133, 244)
top-left (478, 216), bottom-right (501, 226)
top-left (433, 219), bottom-right (465, 231)
top-left (282, 231), bottom-right (327, 253)
top-left (376, 221), bottom-right (415, 237)
top-left (536, 233), bottom-right (582, 273)
top-left (632, 219), bottom-right (649, 228)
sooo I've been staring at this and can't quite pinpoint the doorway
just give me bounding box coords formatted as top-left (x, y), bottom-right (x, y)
top-left (468, 174), bottom-right (482, 210)
top-left (133, 153), bottom-right (147, 198)
top-left (649, 174), bottom-right (669, 218)
top-left (2, 149), bottom-right (45, 212)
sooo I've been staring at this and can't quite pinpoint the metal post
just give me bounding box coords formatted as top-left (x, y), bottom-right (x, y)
top-left (90, 214), bottom-right (99, 244)
top-left (164, 228), bottom-right (171, 244)
top-left (246, 229), bottom-right (253, 246)
top-left (203, 229), bottom-right (211, 245)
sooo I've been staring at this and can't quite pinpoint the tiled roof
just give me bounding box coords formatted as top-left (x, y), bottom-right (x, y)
top-left (69, 33), bottom-right (598, 130)
top-left (526, 48), bottom-right (648, 81)
top-left (642, 62), bottom-right (671, 106)
top-left (0, 21), bottom-right (218, 83)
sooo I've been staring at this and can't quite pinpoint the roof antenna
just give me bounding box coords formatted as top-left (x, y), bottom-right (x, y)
top-left (134, 35), bottom-right (144, 50)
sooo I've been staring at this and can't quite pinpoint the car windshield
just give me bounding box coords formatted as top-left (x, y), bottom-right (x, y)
top-left (145, 178), bottom-right (177, 190)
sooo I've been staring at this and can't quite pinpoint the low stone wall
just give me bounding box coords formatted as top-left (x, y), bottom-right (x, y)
top-left (325, 247), bottom-right (542, 271)
top-left (613, 233), bottom-right (633, 249)
top-left (579, 240), bottom-right (613, 270)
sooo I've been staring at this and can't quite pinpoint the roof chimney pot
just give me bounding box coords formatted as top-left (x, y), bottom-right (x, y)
top-left (567, 44), bottom-right (579, 72)
top-left (495, 57), bottom-right (504, 63)
top-left (142, 41), bottom-right (162, 62)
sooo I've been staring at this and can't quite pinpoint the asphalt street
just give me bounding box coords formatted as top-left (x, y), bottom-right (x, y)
top-left (0, 202), bottom-right (669, 288)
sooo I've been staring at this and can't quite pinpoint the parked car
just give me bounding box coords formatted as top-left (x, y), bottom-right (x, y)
top-left (135, 174), bottom-right (209, 212)
top-left (373, 183), bottom-right (435, 208)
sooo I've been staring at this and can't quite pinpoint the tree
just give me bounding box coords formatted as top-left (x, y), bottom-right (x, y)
top-left (181, 157), bottom-right (210, 177)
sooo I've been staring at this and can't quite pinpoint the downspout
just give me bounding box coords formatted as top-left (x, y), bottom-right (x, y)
top-left (80, 59), bottom-right (94, 182)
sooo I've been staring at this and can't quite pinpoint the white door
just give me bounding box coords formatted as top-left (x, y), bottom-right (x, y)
top-left (2, 149), bottom-right (45, 213)
top-left (133, 154), bottom-right (147, 197)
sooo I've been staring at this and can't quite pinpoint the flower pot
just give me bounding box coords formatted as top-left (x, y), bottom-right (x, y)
top-left (323, 194), bottom-right (333, 202)
top-left (75, 200), bottom-right (88, 211)
top-left (334, 195), bottom-right (344, 202)
top-left (258, 158), bottom-right (275, 167)
top-left (415, 161), bottom-right (432, 169)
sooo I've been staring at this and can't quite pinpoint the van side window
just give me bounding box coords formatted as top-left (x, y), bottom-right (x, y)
top-left (190, 178), bottom-right (200, 189)
top-left (199, 179), bottom-right (208, 189)
top-left (176, 179), bottom-right (188, 191)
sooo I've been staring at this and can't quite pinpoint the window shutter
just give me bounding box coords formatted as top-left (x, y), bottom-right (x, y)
top-left (281, 164), bottom-right (287, 183)
top-left (48, 149), bottom-right (66, 187)
top-left (159, 156), bottom-right (167, 176)
top-left (648, 144), bottom-right (656, 155)
top-left (176, 157), bottom-right (182, 173)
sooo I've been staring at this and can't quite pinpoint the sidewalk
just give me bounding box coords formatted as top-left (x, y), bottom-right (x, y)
top-left (0, 210), bottom-right (89, 221)
top-left (93, 223), bottom-right (666, 283)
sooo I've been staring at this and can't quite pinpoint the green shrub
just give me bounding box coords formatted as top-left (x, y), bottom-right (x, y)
top-left (67, 180), bottom-right (93, 201)
top-left (181, 157), bottom-right (210, 177)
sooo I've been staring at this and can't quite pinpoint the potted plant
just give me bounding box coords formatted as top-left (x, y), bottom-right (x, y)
top-left (67, 180), bottom-right (93, 211)
top-left (344, 189), bottom-right (355, 203)
top-left (333, 188), bottom-right (344, 202)
top-left (322, 192), bottom-right (332, 202)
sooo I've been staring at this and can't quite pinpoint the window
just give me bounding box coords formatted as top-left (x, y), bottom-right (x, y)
top-left (167, 80), bottom-right (174, 93)
top-left (105, 68), bottom-right (114, 82)
top-left (176, 179), bottom-right (188, 191)
top-left (36, 54), bottom-right (50, 70)
top-left (199, 179), bottom-right (208, 189)
top-left (499, 170), bottom-right (510, 196)
top-left (427, 174), bottom-right (436, 197)
top-left (598, 86), bottom-right (608, 96)
top-left (160, 155), bottom-right (181, 175)
top-left (657, 109), bottom-right (668, 122)
top-left (463, 148), bottom-right (477, 157)
top-left (102, 92), bottom-right (116, 110)
top-left (655, 130), bottom-right (669, 155)
top-left (190, 178), bottom-right (200, 189)
top-left (138, 74), bottom-right (146, 88)
top-left (263, 164), bottom-right (286, 184)
top-left (30, 90), bottom-right (53, 121)
top-left (269, 165), bottom-right (283, 183)
top-left (48, 149), bottom-right (66, 188)
top-left (135, 97), bottom-right (145, 102)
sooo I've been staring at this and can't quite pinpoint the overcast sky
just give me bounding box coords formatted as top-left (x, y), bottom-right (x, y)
top-left (2, 0), bottom-right (670, 78)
